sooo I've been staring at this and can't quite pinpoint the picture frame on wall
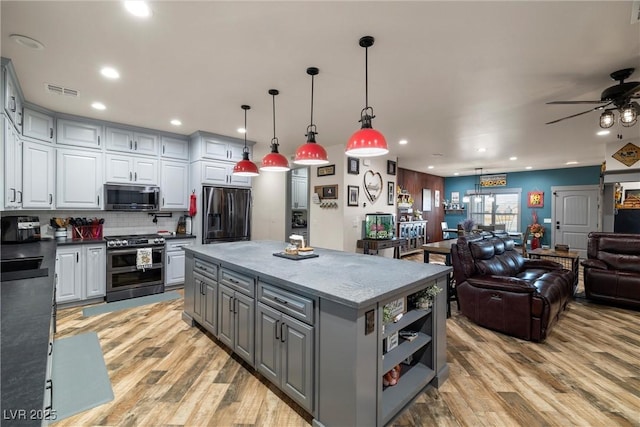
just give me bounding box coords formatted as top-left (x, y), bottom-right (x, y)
top-left (422, 188), bottom-right (432, 211)
top-left (387, 181), bottom-right (395, 205)
top-left (435, 190), bottom-right (440, 208)
top-left (527, 191), bottom-right (544, 208)
top-left (348, 185), bottom-right (359, 206)
top-left (347, 157), bottom-right (360, 175)
top-left (387, 160), bottom-right (397, 176)
top-left (317, 164), bottom-right (336, 177)
top-left (314, 184), bottom-right (338, 199)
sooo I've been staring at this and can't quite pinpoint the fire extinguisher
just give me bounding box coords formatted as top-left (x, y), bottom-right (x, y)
top-left (189, 191), bottom-right (197, 217)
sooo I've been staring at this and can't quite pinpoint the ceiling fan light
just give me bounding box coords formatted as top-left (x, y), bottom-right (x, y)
top-left (599, 110), bottom-right (615, 128)
top-left (620, 105), bottom-right (637, 127)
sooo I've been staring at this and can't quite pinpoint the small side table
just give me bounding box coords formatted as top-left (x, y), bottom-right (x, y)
top-left (528, 248), bottom-right (580, 292)
top-left (356, 238), bottom-right (407, 259)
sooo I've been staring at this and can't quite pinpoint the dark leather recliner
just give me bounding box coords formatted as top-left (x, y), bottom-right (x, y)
top-left (582, 232), bottom-right (640, 309)
top-left (451, 233), bottom-right (574, 342)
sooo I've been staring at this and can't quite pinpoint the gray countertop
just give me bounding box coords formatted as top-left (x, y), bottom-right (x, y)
top-left (1, 240), bottom-right (56, 426)
top-left (186, 240), bottom-right (450, 308)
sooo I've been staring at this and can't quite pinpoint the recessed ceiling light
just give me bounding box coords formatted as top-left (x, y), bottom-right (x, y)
top-left (237, 127), bottom-right (246, 134)
top-left (477, 147), bottom-right (486, 153)
top-left (565, 161), bottom-right (579, 165)
top-left (454, 172), bottom-right (460, 176)
top-left (398, 139), bottom-right (408, 145)
top-left (597, 130), bottom-right (610, 136)
top-left (100, 67), bottom-right (120, 79)
top-left (170, 119), bottom-right (182, 126)
top-left (10, 34), bottom-right (45, 50)
top-left (509, 156), bottom-right (517, 161)
top-left (91, 102), bottom-right (106, 110)
top-left (124, 1), bottom-right (152, 18)
top-left (525, 166), bottom-right (533, 170)
top-left (427, 165), bottom-right (434, 169)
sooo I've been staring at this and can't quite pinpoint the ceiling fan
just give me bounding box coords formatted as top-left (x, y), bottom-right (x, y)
top-left (546, 68), bottom-right (640, 126)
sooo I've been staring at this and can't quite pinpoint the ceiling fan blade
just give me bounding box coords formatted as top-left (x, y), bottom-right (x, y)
top-left (546, 100), bottom-right (607, 105)
top-left (545, 103), bottom-right (612, 125)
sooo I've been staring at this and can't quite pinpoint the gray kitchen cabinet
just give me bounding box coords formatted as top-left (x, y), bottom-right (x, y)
top-left (218, 275), bottom-right (255, 366)
top-left (56, 147), bottom-right (103, 209)
top-left (22, 107), bottom-right (55, 143)
top-left (256, 302), bottom-right (314, 412)
top-left (22, 141), bottom-right (55, 209)
top-left (165, 238), bottom-right (194, 285)
top-left (160, 160), bottom-right (189, 210)
top-left (105, 126), bottom-right (159, 155)
top-left (57, 118), bottom-right (103, 149)
top-left (105, 153), bottom-right (158, 185)
top-left (4, 117), bottom-right (23, 209)
top-left (55, 244), bottom-right (106, 304)
top-left (161, 135), bottom-right (189, 160)
top-left (185, 257), bottom-right (218, 335)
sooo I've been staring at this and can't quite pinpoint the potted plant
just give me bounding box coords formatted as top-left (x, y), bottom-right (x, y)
top-left (410, 285), bottom-right (443, 309)
top-left (458, 218), bottom-right (475, 235)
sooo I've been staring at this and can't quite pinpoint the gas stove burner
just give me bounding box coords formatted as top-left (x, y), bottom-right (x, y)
top-left (104, 233), bottom-right (165, 248)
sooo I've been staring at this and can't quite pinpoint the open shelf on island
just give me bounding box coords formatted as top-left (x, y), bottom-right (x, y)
top-left (382, 308), bottom-right (431, 339)
top-left (383, 332), bottom-right (432, 373)
top-left (382, 363), bottom-right (435, 425)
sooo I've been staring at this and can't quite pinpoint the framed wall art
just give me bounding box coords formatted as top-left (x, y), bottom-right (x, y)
top-left (387, 181), bottom-right (395, 205)
top-left (317, 164), bottom-right (336, 177)
top-left (347, 157), bottom-right (360, 175)
top-left (387, 160), bottom-right (397, 176)
top-left (527, 191), bottom-right (544, 208)
top-left (315, 184), bottom-right (339, 199)
top-left (348, 185), bottom-right (359, 206)
top-left (422, 188), bottom-right (432, 211)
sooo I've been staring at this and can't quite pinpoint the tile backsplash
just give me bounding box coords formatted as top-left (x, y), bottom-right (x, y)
top-left (15, 210), bottom-right (187, 237)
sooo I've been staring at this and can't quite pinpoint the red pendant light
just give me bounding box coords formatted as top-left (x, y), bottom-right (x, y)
top-left (233, 105), bottom-right (259, 177)
top-left (294, 67), bottom-right (329, 165)
top-left (261, 89), bottom-right (290, 172)
top-left (345, 36), bottom-right (388, 158)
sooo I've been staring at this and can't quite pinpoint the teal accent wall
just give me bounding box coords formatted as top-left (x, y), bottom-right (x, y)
top-left (444, 165), bottom-right (601, 245)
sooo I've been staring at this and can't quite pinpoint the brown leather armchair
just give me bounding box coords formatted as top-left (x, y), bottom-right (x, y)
top-left (451, 233), bottom-right (574, 342)
top-left (582, 232), bottom-right (640, 309)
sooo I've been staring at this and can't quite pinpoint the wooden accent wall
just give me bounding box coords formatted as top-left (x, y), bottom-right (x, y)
top-left (397, 168), bottom-right (445, 242)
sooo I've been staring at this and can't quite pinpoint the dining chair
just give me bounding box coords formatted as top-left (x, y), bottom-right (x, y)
top-left (441, 221), bottom-right (450, 239)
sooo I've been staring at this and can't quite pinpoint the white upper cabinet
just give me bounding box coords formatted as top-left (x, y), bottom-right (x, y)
top-left (22, 141), bottom-right (55, 209)
top-left (105, 126), bottom-right (159, 155)
top-left (195, 160), bottom-right (251, 188)
top-left (161, 135), bottom-right (189, 160)
top-left (22, 107), bottom-right (55, 143)
top-left (56, 147), bottom-right (103, 209)
top-left (160, 160), bottom-right (189, 210)
top-left (3, 61), bottom-right (23, 133)
top-left (190, 132), bottom-right (251, 162)
top-left (105, 153), bottom-right (158, 185)
top-left (57, 119), bottom-right (103, 149)
top-left (4, 118), bottom-right (23, 209)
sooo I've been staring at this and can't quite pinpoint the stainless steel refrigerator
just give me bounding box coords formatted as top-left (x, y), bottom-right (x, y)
top-left (202, 187), bottom-right (251, 244)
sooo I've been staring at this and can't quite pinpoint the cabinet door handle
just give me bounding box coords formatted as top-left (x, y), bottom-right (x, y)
top-left (98, 135), bottom-right (100, 145)
top-left (134, 172), bottom-right (137, 181)
top-left (229, 296), bottom-right (234, 312)
top-left (280, 322), bottom-right (286, 343)
top-left (10, 96), bottom-right (16, 112)
top-left (168, 255), bottom-right (171, 264)
top-left (163, 197), bottom-right (165, 206)
top-left (130, 140), bottom-right (133, 149)
top-left (49, 341), bottom-right (53, 356)
top-left (45, 379), bottom-right (53, 411)
top-left (17, 111), bottom-right (22, 126)
top-left (9, 188), bottom-right (15, 203)
top-left (49, 194), bottom-right (53, 205)
top-left (273, 296), bottom-right (289, 305)
top-left (17, 190), bottom-right (22, 203)
top-left (162, 145), bottom-right (165, 154)
top-left (97, 194), bottom-right (100, 205)
top-left (50, 128), bottom-right (54, 139)
top-left (130, 171), bottom-right (133, 181)
top-left (135, 141), bottom-right (137, 150)
top-left (76, 252), bottom-right (79, 263)
top-left (275, 319), bottom-right (280, 340)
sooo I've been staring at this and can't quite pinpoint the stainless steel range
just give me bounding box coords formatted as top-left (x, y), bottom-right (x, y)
top-left (104, 234), bottom-right (165, 302)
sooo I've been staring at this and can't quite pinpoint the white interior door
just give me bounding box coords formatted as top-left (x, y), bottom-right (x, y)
top-left (552, 185), bottom-right (599, 258)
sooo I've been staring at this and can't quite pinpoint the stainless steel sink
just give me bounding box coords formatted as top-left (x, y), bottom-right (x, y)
top-left (1, 256), bottom-right (48, 281)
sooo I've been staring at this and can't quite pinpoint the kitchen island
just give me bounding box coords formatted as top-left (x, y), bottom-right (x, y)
top-left (183, 240), bottom-right (450, 427)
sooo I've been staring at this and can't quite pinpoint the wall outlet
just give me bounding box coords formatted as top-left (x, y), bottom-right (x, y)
top-left (543, 218), bottom-right (552, 223)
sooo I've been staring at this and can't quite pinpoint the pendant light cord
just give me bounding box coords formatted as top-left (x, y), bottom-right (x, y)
top-left (310, 73), bottom-right (315, 127)
top-left (272, 93), bottom-right (277, 143)
top-left (243, 107), bottom-right (249, 153)
top-left (365, 45), bottom-right (369, 110)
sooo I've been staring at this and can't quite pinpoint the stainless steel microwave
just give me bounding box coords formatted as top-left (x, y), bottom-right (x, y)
top-left (104, 184), bottom-right (160, 211)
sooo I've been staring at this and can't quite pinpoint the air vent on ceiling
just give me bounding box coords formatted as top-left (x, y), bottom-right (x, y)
top-left (45, 83), bottom-right (79, 98)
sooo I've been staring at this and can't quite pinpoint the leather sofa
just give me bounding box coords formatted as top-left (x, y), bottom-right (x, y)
top-left (451, 233), bottom-right (575, 342)
top-left (582, 232), bottom-right (640, 309)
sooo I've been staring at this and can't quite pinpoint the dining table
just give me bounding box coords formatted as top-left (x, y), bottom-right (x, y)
top-left (422, 240), bottom-right (459, 318)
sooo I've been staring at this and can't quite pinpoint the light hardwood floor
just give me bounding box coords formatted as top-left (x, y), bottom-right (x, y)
top-left (53, 255), bottom-right (640, 426)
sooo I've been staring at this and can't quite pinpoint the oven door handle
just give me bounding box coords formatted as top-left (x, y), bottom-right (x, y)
top-left (107, 247), bottom-right (164, 255)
